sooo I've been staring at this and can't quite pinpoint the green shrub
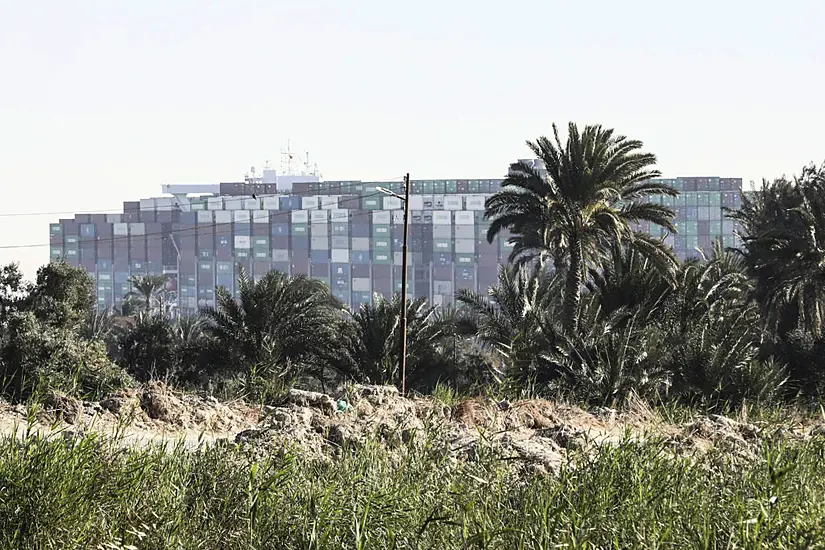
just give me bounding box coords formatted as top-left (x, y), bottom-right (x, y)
top-left (1, 311), bottom-right (132, 400)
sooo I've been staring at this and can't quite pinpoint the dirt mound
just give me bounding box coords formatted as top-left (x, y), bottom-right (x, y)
top-left (234, 386), bottom-right (637, 471)
top-left (13, 382), bottom-right (260, 437)
top-left (233, 387), bottom-right (825, 472)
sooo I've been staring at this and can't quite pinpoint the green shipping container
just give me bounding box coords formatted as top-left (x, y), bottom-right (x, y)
top-left (362, 197), bottom-right (380, 210)
top-left (421, 181), bottom-right (434, 194)
top-left (253, 236), bottom-right (269, 249)
top-left (291, 224), bottom-right (308, 236)
top-left (432, 181), bottom-right (445, 194)
top-left (372, 224), bottom-right (390, 236)
top-left (372, 251), bottom-right (392, 264)
top-left (373, 239), bottom-right (391, 250)
top-left (445, 181), bottom-right (458, 193)
top-left (433, 239), bottom-right (452, 253)
top-left (455, 254), bottom-right (475, 265)
top-left (468, 181), bottom-right (480, 193)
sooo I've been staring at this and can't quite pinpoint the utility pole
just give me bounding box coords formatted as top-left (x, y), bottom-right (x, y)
top-left (400, 173), bottom-right (411, 395)
top-left (376, 175), bottom-right (411, 395)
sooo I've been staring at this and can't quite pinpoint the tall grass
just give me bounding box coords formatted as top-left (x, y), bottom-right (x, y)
top-left (1, 427), bottom-right (825, 548)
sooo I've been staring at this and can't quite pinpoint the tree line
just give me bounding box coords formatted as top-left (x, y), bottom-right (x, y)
top-left (2, 122), bottom-right (824, 409)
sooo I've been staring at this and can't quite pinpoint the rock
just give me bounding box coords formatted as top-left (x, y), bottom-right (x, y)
top-left (141, 387), bottom-right (187, 424)
top-left (811, 424), bottom-right (825, 438)
top-left (44, 392), bottom-right (83, 425)
top-left (100, 395), bottom-right (141, 417)
top-left (355, 385), bottom-right (399, 405)
top-left (327, 424), bottom-right (355, 448)
top-left (286, 389), bottom-right (336, 415)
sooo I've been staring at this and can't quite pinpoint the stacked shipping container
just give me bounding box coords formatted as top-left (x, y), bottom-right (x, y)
top-left (50, 177), bottom-right (743, 314)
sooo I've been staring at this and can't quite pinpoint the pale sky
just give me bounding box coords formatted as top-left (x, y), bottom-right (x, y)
top-left (1, 0), bottom-right (824, 277)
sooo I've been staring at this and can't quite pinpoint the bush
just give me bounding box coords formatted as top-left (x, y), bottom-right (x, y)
top-left (0, 311), bottom-right (132, 400)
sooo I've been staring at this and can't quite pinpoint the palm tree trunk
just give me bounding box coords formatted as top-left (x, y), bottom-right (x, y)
top-left (563, 236), bottom-right (584, 333)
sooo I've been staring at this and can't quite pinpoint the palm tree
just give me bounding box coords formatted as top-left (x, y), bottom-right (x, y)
top-left (485, 123), bottom-right (678, 331)
top-left (201, 267), bottom-right (344, 384)
top-left (456, 264), bottom-right (560, 358)
top-left (728, 163), bottom-right (825, 339)
top-left (123, 274), bottom-right (171, 315)
top-left (586, 243), bottom-right (675, 325)
top-left (336, 293), bottom-right (453, 389)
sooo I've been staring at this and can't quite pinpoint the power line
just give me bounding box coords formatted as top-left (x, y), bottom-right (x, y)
top-left (0, 191), bottom-right (403, 250)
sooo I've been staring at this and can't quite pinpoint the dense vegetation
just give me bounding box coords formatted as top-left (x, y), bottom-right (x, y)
top-left (1, 123), bottom-right (824, 412)
top-left (2, 429), bottom-right (825, 548)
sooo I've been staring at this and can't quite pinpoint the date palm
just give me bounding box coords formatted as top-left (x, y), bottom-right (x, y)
top-left (201, 267), bottom-right (344, 383)
top-left (336, 294), bottom-right (453, 389)
top-left (729, 163), bottom-right (825, 338)
top-left (123, 274), bottom-right (171, 315)
top-left (485, 123), bottom-right (678, 331)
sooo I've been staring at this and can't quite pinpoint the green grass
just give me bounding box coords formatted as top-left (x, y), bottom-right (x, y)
top-left (1, 427), bottom-right (825, 549)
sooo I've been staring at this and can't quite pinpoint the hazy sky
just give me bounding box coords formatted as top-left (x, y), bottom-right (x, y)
top-left (1, 0), bottom-right (824, 277)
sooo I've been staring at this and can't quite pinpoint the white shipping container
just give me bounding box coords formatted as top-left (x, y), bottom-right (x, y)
top-left (302, 196), bottom-right (320, 210)
top-left (352, 277), bottom-right (371, 292)
top-left (233, 210), bottom-right (251, 223)
top-left (311, 210), bottom-right (329, 223)
top-left (139, 198), bottom-right (156, 211)
top-left (272, 249), bottom-right (290, 262)
top-left (410, 196), bottom-right (424, 210)
top-left (244, 198), bottom-right (260, 210)
top-left (234, 236), bottom-right (251, 249)
top-left (433, 226), bottom-right (452, 239)
top-left (291, 210), bottom-right (309, 224)
top-left (331, 236), bottom-right (349, 249)
top-left (454, 225), bottom-right (475, 239)
top-left (392, 210), bottom-right (405, 225)
top-left (352, 237), bottom-right (371, 251)
top-left (106, 214), bottom-right (122, 224)
top-left (455, 239), bottom-right (475, 254)
top-left (224, 197), bottom-right (244, 211)
top-left (197, 210), bottom-right (213, 224)
top-left (252, 210), bottom-right (269, 224)
top-left (155, 197), bottom-right (174, 209)
top-left (310, 223), bottom-right (329, 235)
top-left (466, 195), bottom-right (486, 211)
top-left (331, 249), bottom-right (350, 263)
top-left (320, 196), bottom-right (338, 210)
top-left (330, 208), bottom-right (349, 222)
top-left (311, 237), bottom-right (330, 250)
top-left (444, 196), bottom-right (463, 210)
top-left (207, 197), bottom-right (224, 210)
top-left (113, 223), bottom-right (128, 236)
top-left (262, 197), bottom-right (279, 210)
top-left (454, 211), bottom-right (475, 225)
top-left (129, 223), bottom-right (145, 235)
top-left (372, 210), bottom-right (391, 225)
top-left (383, 196), bottom-right (402, 210)
top-left (432, 211), bottom-right (452, 225)
top-left (215, 210), bottom-right (232, 224)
